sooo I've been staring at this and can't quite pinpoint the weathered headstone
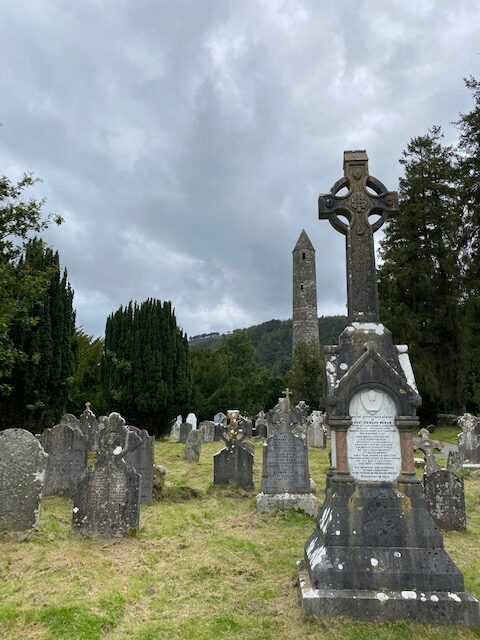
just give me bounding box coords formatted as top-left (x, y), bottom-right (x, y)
top-left (257, 398), bottom-right (318, 516)
top-left (179, 422), bottom-right (192, 444)
top-left (458, 413), bottom-right (480, 463)
top-left (214, 411), bottom-right (226, 424)
top-left (214, 410), bottom-right (254, 490)
top-left (124, 426), bottom-right (154, 505)
top-left (0, 429), bottom-right (48, 531)
top-left (72, 412), bottom-right (141, 538)
top-left (199, 420), bottom-right (216, 443)
top-left (306, 411), bottom-right (326, 448)
top-left (299, 151), bottom-right (479, 626)
top-left (238, 415), bottom-right (252, 437)
top-left (423, 451), bottom-right (466, 532)
top-left (266, 395), bottom-right (304, 438)
top-left (60, 413), bottom-right (81, 429)
top-left (186, 412), bottom-right (197, 430)
top-left (40, 423), bottom-right (88, 496)
top-left (255, 411), bottom-right (267, 437)
top-left (79, 402), bottom-right (103, 451)
top-left (184, 430), bottom-right (203, 462)
top-left (170, 415), bottom-right (182, 440)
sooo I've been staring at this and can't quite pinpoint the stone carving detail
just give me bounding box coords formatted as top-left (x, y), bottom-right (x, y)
top-left (72, 412), bottom-right (141, 538)
top-left (318, 151), bottom-right (398, 322)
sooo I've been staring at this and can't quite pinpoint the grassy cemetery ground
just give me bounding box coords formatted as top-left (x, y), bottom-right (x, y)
top-left (1, 438), bottom-right (479, 640)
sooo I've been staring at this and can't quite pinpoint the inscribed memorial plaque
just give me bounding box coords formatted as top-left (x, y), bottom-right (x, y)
top-left (347, 389), bottom-right (401, 482)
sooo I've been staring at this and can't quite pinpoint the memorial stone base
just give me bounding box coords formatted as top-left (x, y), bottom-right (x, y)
top-left (299, 476), bottom-right (480, 626)
top-left (256, 492), bottom-right (319, 518)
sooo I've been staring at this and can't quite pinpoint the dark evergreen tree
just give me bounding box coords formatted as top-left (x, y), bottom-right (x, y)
top-left (286, 342), bottom-right (324, 409)
top-left (378, 127), bottom-right (464, 420)
top-left (68, 330), bottom-right (106, 416)
top-left (1, 239), bottom-right (76, 430)
top-left (102, 299), bottom-right (190, 435)
top-left (455, 76), bottom-right (480, 410)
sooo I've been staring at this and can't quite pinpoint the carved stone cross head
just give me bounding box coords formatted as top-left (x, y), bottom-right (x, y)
top-left (97, 412), bottom-right (141, 462)
top-left (318, 151), bottom-right (399, 322)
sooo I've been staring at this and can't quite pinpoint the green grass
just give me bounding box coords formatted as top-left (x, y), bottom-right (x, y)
top-left (0, 438), bottom-right (479, 640)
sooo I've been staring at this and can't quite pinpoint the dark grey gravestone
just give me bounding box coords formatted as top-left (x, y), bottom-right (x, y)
top-left (458, 413), bottom-right (480, 463)
top-left (0, 429), bottom-right (48, 531)
top-left (423, 466), bottom-right (466, 532)
top-left (238, 416), bottom-right (252, 437)
top-left (72, 413), bottom-right (141, 538)
top-left (179, 422), bottom-right (192, 444)
top-left (184, 430), bottom-right (203, 462)
top-left (124, 426), bottom-right (154, 505)
top-left (214, 445), bottom-right (254, 490)
top-left (261, 432), bottom-right (310, 494)
top-left (79, 402), bottom-right (103, 451)
top-left (214, 423), bottom-right (223, 440)
top-left (40, 423), bottom-right (88, 496)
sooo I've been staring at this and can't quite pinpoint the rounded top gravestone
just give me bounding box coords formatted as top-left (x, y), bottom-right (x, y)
top-left (0, 429), bottom-right (48, 530)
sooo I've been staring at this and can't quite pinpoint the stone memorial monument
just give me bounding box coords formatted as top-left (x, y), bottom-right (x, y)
top-left (184, 430), bottom-right (203, 462)
top-left (298, 151), bottom-right (479, 626)
top-left (266, 389), bottom-right (305, 438)
top-left (179, 422), bottom-right (192, 444)
top-left (0, 429), bottom-right (48, 531)
top-left (458, 413), bottom-right (480, 464)
top-left (79, 402), bottom-right (103, 451)
top-left (186, 412), bottom-right (197, 430)
top-left (306, 411), bottom-right (326, 448)
top-left (40, 423), bottom-right (88, 496)
top-left (213, 410), bottom-right (254, 491)
top-left (214, 411), bottom-right (226, 425)
top-left (257, 397), bottom-right (318, 517)
top-left (170, 415), bottom-right (182, 440)
top-left (199, 420), bottom-right (216, 442)
top-left (72, 412), bottom-right (141, 538)
top-left (255, 411), bottom-right (267, 438)
top-left (124, 426), bottom-right (154, 505)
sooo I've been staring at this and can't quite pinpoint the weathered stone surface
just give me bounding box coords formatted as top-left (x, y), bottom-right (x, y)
top-left (79, 402), bottom-right (103, 451)
top-left (256, 492), bottom-right (318, 517)
top-left (292, 230), bottom-right (320, 352)
top-left (266, 397), bottom-right (305, 438)
top-left (214, 411), bottom-right (226, 424)
top-left (255, 411), bottom-right (267, 437)
top-left (238, 416), bottom-right (252, 437)
top-left (423, 467), bottom-right (466, 532)
top-left (184, 430), bottom-right (203, 462)
top-left (458, 413), bottom-right (480, 463)
top-left (40, 423), bottom-right (88, 496)
top-left (152, 464), bottom-right (166, 500)
top-left (214, 445), bottom-right (254, 490)
top-left (261, 431), bottom-right (310, 494)
top-left (124, 426), bottom-right (154, 505)
top-left (199, 420), bottom-right (216, 442)
top-left (60, 413), bottom-right (81, 429)
top-left (72, 413), bottom-right (141, 538)
top-left (301, 151), bottom-right (479, 627)
top-left (307, 411), bottom-right (325, 448)
top-left (0, 429), bottom-right (48, 531)
top-left (179, 422), bottom-right (192, 444)
top-left (170, 415), bottom-right (182, 440)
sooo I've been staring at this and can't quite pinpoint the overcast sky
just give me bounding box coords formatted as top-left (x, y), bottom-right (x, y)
top-left (1, 1), bottom-right (479, 338)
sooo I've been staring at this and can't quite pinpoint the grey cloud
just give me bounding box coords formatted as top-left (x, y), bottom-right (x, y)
top-left (0, 0), bottom-right (479, 337)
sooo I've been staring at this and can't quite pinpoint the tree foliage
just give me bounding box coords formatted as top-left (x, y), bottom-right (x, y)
top-left (0, 239), bottom-right (76, 429)
top-left (286, 341), bottom-right (324, 410)
top-left (68, 330), bottom-right (106, 416)
top-left (101, 299), bottom-right (190, 434)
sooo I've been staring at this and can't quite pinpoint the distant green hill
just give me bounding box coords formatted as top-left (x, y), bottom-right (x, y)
top-left (189, 315), bottom-right (349, 376)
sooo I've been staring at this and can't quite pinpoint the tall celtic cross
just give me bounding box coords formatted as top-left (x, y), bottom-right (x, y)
top-left (318, 151), bottom-right (398, 322)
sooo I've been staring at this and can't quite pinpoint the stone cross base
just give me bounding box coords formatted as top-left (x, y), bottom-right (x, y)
top-left (297, 561), bottom-right (479, 626)
top-left (256, 492), bottom-right (319, 518)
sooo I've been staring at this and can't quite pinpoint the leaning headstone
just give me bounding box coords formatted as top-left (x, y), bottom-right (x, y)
top-left (214, 410), bottom-right (254, 490)
top-left (0, 429), bottom-right (48, 531)
top-left (186, 412), bottom-right (197, 430)
top-left (124, 426), bottom-right (154, 505)
top-left (184, 430), bottom-right (203, 462)
top-left (458, 413), bottom-right (480, 463)
top-left (306, 411), bottom-right (326, 448)
top-left (199, 420), bottom-right (216, 443)
top-left (40, 423), bottom-right (88, 496)
top-left (179, 422), bottom-right (192, 444)
top-left (256, 398), bottom-right (318, 516)
top-left (299, 151), bottom-right (479, 626)
top-left (423, 451), bottom-right (466, 532)
top-left (72, 412), bottom-right (141, 538)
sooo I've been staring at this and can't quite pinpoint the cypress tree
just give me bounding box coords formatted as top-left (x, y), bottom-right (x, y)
top-left (102, 298), bottom-right (190, 435)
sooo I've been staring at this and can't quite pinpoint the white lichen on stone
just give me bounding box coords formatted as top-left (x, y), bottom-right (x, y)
top-left (335, 530), bottom-right (340, 536)
top-left (351, 322), bottom-right (385, 335)
top-left (370, 558), bottom-right (378, 567)
top-left (339, 362), bottom-right (348, 371)
top-left (33, 470), bottom-right (45, 483)
top-left (73, 506), bottom-right (79, 513)
top-left (338, 563), bottom-right (344, 570)
top-left (394, 551), bottom-right (402, 558)
top-left (113, 446), bottom-right (123, 456)
top-left (430, 595), bottom-right (439, 602)
top-left (448, 592), bottom-right (462, 602)
top-left (401, 591), bottom-right (417, 600)
top-left (376, 592), bottom-right (389, 601)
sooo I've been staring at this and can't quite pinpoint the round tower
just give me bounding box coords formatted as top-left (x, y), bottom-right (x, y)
top-left (292, 230), bottom-right (320, 353)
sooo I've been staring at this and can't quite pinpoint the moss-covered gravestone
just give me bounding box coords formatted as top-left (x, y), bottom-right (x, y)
top-left (40, 423), bottom-right (88, 497)
top-left (214, 410), bottom-right (254, 491)
top-left (124, 426), bottom-right (154, 505)
top-left (72, 412), bottom-right (141, 538)
top-left (298, 151), bottom-right (479, 627)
